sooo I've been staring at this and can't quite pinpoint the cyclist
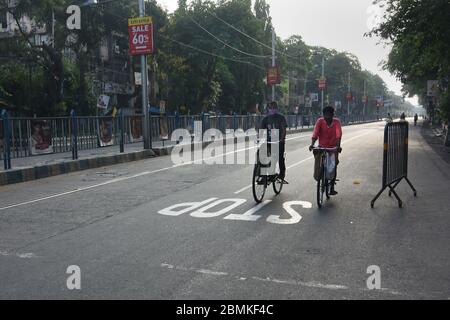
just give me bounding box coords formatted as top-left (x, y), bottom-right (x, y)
top-left (260, 101), bottom-right (287, 183)
top-left (309, 106), bottom-right (342, 195)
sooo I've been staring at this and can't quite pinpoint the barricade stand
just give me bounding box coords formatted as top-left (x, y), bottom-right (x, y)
top-left (371, 121), bottom-right (417, 208)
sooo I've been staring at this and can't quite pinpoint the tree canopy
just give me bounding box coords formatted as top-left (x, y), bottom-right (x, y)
top-left (0, 0), bottom-right (415, 117)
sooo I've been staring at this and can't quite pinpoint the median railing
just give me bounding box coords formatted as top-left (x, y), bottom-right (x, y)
top-left (1, 109), bottom-right (379, 169)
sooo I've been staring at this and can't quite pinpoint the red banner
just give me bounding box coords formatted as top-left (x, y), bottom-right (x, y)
top-left (318, 77), bottom-right (326, 90)
top-left (128, 17), bottom-right (154, 56)
top-left (267, 66), bottom-right (281, 85)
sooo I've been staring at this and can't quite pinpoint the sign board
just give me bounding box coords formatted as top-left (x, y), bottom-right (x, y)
top-left (427, 80), bottom-right (439, 97)
top-left (267, 66), bottom-right (281, 85)
top-left (334, 101), bottom-right (342, 109)
top-left (318, 77), bottom-right (327, 90)
top-left (30, 120), bottom-right (53, 155)
top-left (362, 95), bottom-right (368, 103)
top-left (97, 95), bottom-right (110, 109)
top-left (310, 93), bottom-right (319, 102)
top-left (128, 16), bottom-right (154, 56)
top-left (134, 72), bottom-right (142, 85)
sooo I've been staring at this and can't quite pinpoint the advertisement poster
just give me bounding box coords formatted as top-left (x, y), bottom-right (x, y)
top-left (267, 66), bottom-right (281, 85)
top-left (98, 118), bottom-right (114, 147)
top-left (130, 117), bottom-right (143, 143)
top-left (159, 101), bottom-right (168, 140)
top-left (97, 95), bottom-right (110, 110)
top-left (128, 16), bottom-right (154, 56)
top-left (30, 120), bottom-right (53, 155)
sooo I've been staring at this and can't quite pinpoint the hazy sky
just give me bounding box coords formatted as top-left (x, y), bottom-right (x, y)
top-left (156, 0), bottom-right (419, 106)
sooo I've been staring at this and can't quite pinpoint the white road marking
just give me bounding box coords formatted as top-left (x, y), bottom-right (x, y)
top-left (160, 263), bottom-right (411, 294)
top-left (0, 133), bottom-right (311, 211)
top-left (224, 200), bottom-right (271, 221)
top-left (0, 250), bottom-right (38, 259)
top-left (233, 130), bottom-right (373, 194)
top-left (266, 201), bottom-right (312, 225)
top-left (161, 262), bottom-right (412, 296)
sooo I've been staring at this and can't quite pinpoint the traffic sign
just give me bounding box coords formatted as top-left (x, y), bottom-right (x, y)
top-left (128, 16), bottom-right (154, 56)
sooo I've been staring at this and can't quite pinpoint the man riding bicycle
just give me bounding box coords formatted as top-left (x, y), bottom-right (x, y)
top-left (309, 106), bottom-right (342, 195)
top-left (260, 101), bottom-right (287, 183)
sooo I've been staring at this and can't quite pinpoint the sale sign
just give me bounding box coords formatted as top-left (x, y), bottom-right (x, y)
top-left (128, 17), bottom-right (154, 56)
top-left (267, 66), bottom-right (281, 85)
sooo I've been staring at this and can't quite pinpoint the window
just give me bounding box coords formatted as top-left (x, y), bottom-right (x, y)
top-left (0, 10), bottom-right (7, 30)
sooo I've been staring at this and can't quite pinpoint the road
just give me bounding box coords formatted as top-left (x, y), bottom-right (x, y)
top-left (0, 121), bottom-right (449, 299)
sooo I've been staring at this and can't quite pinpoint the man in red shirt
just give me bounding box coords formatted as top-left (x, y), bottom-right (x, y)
top-left (309, 106), bottom-right (342, 195)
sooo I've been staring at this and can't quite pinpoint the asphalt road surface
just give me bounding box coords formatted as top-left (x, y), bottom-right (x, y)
top-left (1, 121), bottom-right (449, 299)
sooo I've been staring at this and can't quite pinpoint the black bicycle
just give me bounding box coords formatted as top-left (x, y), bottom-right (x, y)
top-left (313, 147), bottom-right (338, 208)
top-left (252, 141), bottom-right (284, 203)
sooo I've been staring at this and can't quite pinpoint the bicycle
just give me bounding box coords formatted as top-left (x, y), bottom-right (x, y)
top-left (312, 147), bottom-right (338, 208)
top-left (252, 141), bottom-right (284, 203)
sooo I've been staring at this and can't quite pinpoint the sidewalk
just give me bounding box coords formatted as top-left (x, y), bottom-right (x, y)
top-left (420, 122), bottom-right (450, 166)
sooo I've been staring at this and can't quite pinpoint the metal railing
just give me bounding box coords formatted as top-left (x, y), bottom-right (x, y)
top-left (1, 109), bottom-right (379, 168)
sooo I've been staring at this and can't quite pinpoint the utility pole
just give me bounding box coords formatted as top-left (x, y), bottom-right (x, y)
top-left (347, 72), bottom-right (351, 117)
top-left (139, 0), bottom-right (151, 149)
top-left (303, 68), bottom-right (308, 115)
top-left (271, 27), bottom-right (276, 102)
top-left (52, 9), bottom-right (55, 48)
top-left (363, 80), bottom-right (366, 119)
top-left (321, 56), bottom-right (325, 110)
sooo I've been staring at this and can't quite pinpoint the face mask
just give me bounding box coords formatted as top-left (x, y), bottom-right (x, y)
top-left (268, 108), bottom-right (278, 115)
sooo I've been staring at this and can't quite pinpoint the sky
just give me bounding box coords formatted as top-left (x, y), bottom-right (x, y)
top-left (156, 0), bottom-right (419, 106)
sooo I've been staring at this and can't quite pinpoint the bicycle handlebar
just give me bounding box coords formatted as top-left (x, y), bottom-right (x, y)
top-left (313, 147), bottom-right (338, 151)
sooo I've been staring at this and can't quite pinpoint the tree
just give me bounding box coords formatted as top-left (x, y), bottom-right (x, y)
top-left (368, 0), bottom-right (450, 122)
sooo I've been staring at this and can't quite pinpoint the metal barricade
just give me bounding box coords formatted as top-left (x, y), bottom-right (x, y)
top-left (371, 121), bottom-right (417, 208)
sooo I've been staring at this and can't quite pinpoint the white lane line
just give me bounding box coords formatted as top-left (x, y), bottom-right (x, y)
top-left (0, 132), bottom-right (311, 211)
top-left (160, 263), bottom-right (410, 295)
top-left (233, 131), bottom-right (373, 194)
top-left (0, 250), bottom-right (39, 259)
top-left (234, 185), bottom-right (253, 194)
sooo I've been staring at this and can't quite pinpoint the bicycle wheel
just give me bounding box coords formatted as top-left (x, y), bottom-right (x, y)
top-left (325, 179), bottom-right (330, 200)
top-left (252, 163), bottom-right (266, 203)
top-left (273, 163), bottom-right (283, 195)
top-left (317, 167), bottom-right (325, 208)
